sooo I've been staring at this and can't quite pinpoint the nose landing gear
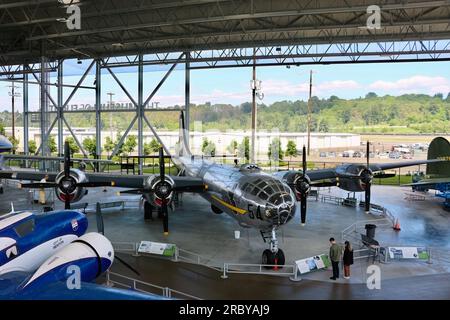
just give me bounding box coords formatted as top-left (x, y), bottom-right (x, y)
top-left (261, 228), bottom-right (285, 269)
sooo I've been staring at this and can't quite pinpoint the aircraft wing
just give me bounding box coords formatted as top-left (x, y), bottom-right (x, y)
top-left (86, 172), bottom-right (205, 190)
top-left (304, 159), bottom-right (445, 182)
top-left (0, 170), bottom-right (59, 182)
top-left (368, 159), bottom-right (444, 172)
top-left (2, 154), bottom-right (113, 163)
top-left (402, 177), bottom-right (450, 188)
top-left (0, 170), bottom-right (204, 191)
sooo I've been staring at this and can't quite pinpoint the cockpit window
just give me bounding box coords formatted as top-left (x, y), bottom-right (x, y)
top-left (242, 177), bottom-right (291, 200)
top-left (14, 219), bottom-right (35, 238)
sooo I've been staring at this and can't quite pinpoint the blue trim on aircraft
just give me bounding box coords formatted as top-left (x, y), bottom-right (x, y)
top-left (22, 257), bottom-right (113, 291)
top-left (0, 272), bottom-right (163, 300)
top-left (0, 135), bottom-right (12, 153)
top-left (0, 211), bottom-right (87, 267)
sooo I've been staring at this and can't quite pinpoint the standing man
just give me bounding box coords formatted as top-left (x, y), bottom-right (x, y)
top-left (329, 237), bottom-right (342, 280)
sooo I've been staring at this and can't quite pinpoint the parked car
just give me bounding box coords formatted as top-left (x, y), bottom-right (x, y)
top-left (353, 151), bottom-right (364, 158)
top-left (402, 153), bottom-right (413, 159)
top-left (389, 152), bottom-right (401, 159)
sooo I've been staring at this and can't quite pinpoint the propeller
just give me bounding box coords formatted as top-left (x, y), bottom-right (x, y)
top-left (295, 145), bottom-right (311, 225)
top-left (363, 141), bottom-right (372, 213)
top-left (159, 147), bottom-right (170, 235)
top-left (20, 140), bottom-right (114, 209)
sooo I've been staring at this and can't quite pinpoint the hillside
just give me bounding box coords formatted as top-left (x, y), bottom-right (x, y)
top-left (1, 93), bottom-right (449, 134)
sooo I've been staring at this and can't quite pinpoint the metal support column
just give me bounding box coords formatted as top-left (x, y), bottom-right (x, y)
top-left (250, 50), bottom-right (257, 164)
top-left (138, 54), bottom-right (144, 175)
top-left (23, 65), bottom-right (29, 156)
top-left (40, 46), bottom-right (49, 170)
top-left (57, 60), bottom-right (64, 157)
top-left (185, 52), bottom-right (190, 144)
top-left (95, 60), bottom-right (102, 172)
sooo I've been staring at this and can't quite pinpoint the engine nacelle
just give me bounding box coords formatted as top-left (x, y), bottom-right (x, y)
top-left (21, 233), bottom-right (114, 291)
top-left (273, 171), bottom-right (311, 201)
top-left (335, 164), bottom-right (372, 192)
top-left (143, 175), bottom-right (175, 207)
top-left (54, 169), bottom-right (88, 204)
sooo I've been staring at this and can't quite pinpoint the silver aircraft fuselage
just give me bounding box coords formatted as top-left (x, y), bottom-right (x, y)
top-left (176, 156), bottom-right (297, 231)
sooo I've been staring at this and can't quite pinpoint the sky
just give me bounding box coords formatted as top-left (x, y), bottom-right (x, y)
top-left (1, 60), bottom-right (450, 113)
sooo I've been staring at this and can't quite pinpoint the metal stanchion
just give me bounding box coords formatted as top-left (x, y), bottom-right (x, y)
top-left (289, 264), bottom-right (302, 282)
top-left (172, 247), bottom-right (179, 262)
top-left (132, 243), bottom-right (140, 257)
top-left (106, 271), bottom-right (114, 287)
top-left (221, 263), bottom-right (228, 279)
top-left (427, 248), bottom-right (433, 264)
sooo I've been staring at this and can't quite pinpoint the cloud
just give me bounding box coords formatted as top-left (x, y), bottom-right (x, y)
top-left (369, 75), bottom-right (450, 94)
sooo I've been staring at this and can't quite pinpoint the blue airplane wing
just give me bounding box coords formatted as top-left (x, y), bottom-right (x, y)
top-left (0, 271), bottom-right (164, 300)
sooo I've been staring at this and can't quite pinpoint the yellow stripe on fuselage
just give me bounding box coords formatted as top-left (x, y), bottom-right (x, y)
top-left (211, 195), bottom-right (246, 215)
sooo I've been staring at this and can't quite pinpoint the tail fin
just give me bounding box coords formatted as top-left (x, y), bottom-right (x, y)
top-left (427, 137), bottom-right (450, 176)
top-left (178, 111), bottom-right (192, 157)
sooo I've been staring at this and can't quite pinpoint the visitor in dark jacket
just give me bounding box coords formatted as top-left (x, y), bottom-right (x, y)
top-left (343, 241), bottom-right (354, 279)
top-left (329, 237), bottom-right (342, 280)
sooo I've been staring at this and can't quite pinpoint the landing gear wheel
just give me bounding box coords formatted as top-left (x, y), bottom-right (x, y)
top-left (262, 249), bottom-right (274, 268)
top-left (262, 249), bottom-right (285, 270)
top-left (275, 249), bottom-right (285, 267)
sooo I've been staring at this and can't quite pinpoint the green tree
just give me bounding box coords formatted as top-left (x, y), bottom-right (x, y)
top-left (238, 137), bottom-right (250, 161)
top-left (65, 137), bottom-right (80, 156)
top-left (7, 135), bottom-right (19, 153)
top-left (227, 139), bottom-right (238, 154)
top-left (268, 137), bottom-right (283, 161)
top-left (48, 136), bottom-right (57, 154)
top-left (28, 140), bottom-right (37, 154)
top-left (0, 124), bottom-right (5, 136)
top-left (149, 138), bottom-right (160, 153)
top-left (122, 135), bottom-right (137, 156)
top-left (365, 92), bottom-right (378, 99)
top-left (318, 119), bottom-right (329, 132)
top-left (144, 138), bottom-right (160, 156)
top-left (104, 136), bottom-right (115, 156)
top-left (82, 137), bottom-right (98, 156)
top-left (202, 138), bottom-right (216, 156)
top-left (285, 140), bottom-right (297, 160)
top-left (340, 109), bottom-right (351, 124)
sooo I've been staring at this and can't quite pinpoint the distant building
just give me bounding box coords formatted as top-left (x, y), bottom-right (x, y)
top-left (5, 127), bottom-right (361, 157)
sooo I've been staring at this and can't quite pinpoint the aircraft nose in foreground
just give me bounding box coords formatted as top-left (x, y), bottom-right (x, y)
top-left (266, 192), bottom-right (296, 226)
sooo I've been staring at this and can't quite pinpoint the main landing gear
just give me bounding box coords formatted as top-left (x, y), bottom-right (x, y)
top-left (261, 228), bottom-right (285, 269)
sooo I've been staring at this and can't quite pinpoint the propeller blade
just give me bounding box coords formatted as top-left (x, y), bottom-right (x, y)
top-left (76, 181), bottom-right (115, 188)
top-left (159, 147), bottom-right (165, 183)
top-left (20, 182), bottom-right (57, 189)
top-left (302, 145), bottom-right (307, 174)
top-left (300, 145), bottom-right (308, 225)
top-left (365, 141), bottom-right (371, 213)
top-left (162, 203), bottom-right (169, 235)
top-left (65, 196), bottom-right (71, 210)
top-left (365, 182), bottom-right (371, 213)
top-left (115, 255), bottom-right (141, 276)
top-left (300, 194), bottom-right (307, 225)
top-left (64, 140), bottom-right (70, 179)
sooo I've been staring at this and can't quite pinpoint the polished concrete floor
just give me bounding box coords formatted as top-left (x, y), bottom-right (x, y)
top-left (1, 183), bottom-right (449, 299)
